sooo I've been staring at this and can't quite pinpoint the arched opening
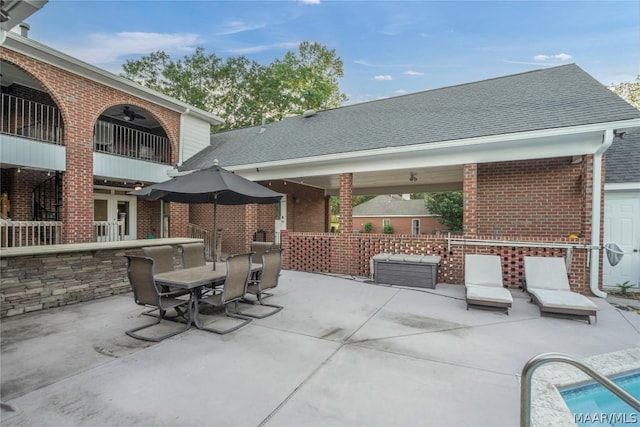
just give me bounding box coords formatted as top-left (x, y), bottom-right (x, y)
top-left (0, 59), bottom-right (64, 145)
top-left (94, 104), bottom-right (172, 165)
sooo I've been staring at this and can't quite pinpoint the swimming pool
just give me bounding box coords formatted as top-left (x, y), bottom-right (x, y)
top-left (561, 371), bottom-right (639, 426)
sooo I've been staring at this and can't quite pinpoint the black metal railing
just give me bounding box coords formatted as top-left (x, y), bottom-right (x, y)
top-left (94, 119), bottom-right (171, 165)
top-left (0, 93), bottom-right (64, 145)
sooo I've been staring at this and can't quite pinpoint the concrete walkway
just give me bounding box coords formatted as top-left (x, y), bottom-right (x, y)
top-left (1, 271), bottom-right (638, 426)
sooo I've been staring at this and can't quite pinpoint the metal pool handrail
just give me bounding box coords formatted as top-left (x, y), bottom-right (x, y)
top-left (520, 352), bottom-right (640, 427)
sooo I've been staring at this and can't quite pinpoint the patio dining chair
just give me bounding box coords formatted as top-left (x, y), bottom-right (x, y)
top-left (180, 242), bottom-right (206, 269)
top-left (196, 252), bottom-right (253, 334)
top-left (124, 256), bottom-right (191, 342)
top-left (242, 249), bottom-right (284, 318)
top-left (142, 245), bottom-right (175, 274)
top-left (142, 245), bottom-right (189, 313)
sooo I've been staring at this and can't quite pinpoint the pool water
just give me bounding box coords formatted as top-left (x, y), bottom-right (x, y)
top-left (561, 371), bottom-right (640, 426)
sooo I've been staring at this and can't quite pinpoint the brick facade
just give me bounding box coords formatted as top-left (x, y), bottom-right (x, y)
top-left (0, 51), bottom-right (184, 243)
top-left (188, 180), bottom-right (328, 256)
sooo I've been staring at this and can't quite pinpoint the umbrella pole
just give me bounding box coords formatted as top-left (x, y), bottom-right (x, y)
top-left (212, 200), bottom-right (217, 270)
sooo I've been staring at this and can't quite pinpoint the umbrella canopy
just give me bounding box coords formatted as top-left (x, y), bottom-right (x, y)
top-left (130, 164), bottom-right (282, 267)
top-left (131, 165), bottom-right (282, 205)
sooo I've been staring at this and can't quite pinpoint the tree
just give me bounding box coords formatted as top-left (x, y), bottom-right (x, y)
top-left (121, 42), bottom-right (347, 130)
top-left (608, 76), bottom-right (640, 110)
top-left (424, 192), bottom-right (463, 232)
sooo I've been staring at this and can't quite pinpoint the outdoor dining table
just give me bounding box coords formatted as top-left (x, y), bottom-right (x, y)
top-left (154, 263), bottom-right (262, 330)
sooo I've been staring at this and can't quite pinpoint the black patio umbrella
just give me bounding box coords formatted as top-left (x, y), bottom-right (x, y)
top-left (130, 163), bottom-right (282, 269)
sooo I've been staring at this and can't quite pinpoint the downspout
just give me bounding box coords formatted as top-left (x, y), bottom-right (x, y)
top-left (589, 129), bottom-right (613, 298)
top-left (178, 108), bottom-right (190, 167)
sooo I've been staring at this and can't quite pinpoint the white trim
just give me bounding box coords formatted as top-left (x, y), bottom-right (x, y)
top-left (231, 122), bottom-right (640, 181)
top-left (3, 33), bottom-right (223, 125)
top-left (605, 182), bottom-right (640, 191)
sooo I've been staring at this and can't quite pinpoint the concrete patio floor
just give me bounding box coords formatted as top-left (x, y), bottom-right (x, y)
top-left (1, 270), bottom-right (639, 426)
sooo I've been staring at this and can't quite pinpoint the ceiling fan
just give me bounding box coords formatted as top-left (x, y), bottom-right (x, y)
top-left (116, 106), bottom-right (146, 122)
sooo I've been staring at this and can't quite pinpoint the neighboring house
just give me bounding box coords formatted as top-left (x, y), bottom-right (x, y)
top-left (352, 195), bottom-right (446, 235)
top-left (603, 127), bottom-right (640, 287)
top-left (183, 64), bottom-right (640, 293)
top-left (0, 23), bottom-right (223, 244)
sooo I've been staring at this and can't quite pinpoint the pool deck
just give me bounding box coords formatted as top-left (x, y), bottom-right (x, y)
top-left (1, 270), bottom-right (639, 426)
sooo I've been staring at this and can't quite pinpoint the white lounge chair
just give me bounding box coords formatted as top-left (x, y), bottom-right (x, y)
top-left (524, 256), bottom-right (598, 324)
top-left (464, 254), bottom-right (513, 314)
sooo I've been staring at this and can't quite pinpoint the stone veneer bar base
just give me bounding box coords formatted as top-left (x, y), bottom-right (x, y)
top-left (0, 238), bottom-right (202, 318)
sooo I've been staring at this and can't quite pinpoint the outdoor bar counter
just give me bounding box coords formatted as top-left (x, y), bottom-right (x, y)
top-left (0, 238), bottom-right (202, 318)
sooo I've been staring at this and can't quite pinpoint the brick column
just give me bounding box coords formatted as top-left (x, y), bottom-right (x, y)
top-left (244, 204), bottom-right (258, 251)
top-left (62, 128), bottom-right (94, 243)
top-left (280, 229), bottom-right (291, 269)
top-left (333, 173), bottom-right (353, 274)
top-left (170, 203), bottom-right (189, 237)
top-left (463, 163), bottom-right (478, 236)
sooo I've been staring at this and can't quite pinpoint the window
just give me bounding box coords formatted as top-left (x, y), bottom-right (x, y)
top-left (382, 218), bottom-right (390, 228)
top-left (412, 219), bottom-right (420, 235)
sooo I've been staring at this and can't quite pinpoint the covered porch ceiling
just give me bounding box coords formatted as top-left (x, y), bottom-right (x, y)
top-left (282, 165), bottom-right (463, 196)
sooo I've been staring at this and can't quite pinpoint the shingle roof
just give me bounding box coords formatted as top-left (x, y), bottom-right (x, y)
top-left (606, 127), bottom-right (640, 184)
top-left (183, 64), bottom-right (640, 170)
top-left (353, 195), bottom-right (433, 216)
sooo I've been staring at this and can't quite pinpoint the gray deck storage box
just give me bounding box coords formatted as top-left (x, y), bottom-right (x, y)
top-left (373, 254), bottom-right (441, 289)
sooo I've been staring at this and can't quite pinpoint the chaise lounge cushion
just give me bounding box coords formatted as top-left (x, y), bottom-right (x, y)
top-left (526, 288), bottom-right (598, 312)
top-left (464, 254), bottom-right (512, 312)
top-left (466, 284), bottom-right (514, 305)
top-left (524, 256), bottom-right (599, 323)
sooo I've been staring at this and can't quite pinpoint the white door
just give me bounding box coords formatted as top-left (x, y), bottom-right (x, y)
top-left (603, 190), bottom-right (640, 287)
top-left (93, 192), bottom-right (137, 241)
top-left (274, 195), bottom-right (287, 244)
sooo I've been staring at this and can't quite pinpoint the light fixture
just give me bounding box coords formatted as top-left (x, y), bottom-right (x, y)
top-left (104, 179), bottom-right (107, 184)
top-left (0, 1), bottom-right (10, 23)
top-left (47, 171), bottom-right (51, 177)
top-left (409, 171), bottom-right (418, 182)
top-left (17, 168), bottom-right (21, 173)
top-left (614, 130), bottom-right (626, 139)
top-left (134, 182), bottom-right (143, 191)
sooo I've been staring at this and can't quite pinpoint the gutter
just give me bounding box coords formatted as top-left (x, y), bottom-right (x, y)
top-left (590, 129), bottom-right (613, 298)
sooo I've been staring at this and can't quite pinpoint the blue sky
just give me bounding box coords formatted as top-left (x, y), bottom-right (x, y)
top-left (26, 0), bottom-right (639, 105)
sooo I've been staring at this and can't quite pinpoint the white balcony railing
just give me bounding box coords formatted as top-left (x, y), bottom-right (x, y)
top-left (0, 220), bottom-right (125, 248)
top-left (93, 220), bottom-right (125, 242)
top-left (0, 219), bottom-right (62, 247)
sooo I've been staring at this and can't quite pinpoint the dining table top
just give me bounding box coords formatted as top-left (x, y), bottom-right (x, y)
top-left (154, 263), bottom-right (262, 289)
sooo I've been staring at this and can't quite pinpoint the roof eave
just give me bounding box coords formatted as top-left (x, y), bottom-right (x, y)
top-left (227, 119), bottom-right (640, 181)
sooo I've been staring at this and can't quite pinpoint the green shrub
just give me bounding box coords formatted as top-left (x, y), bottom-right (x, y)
top-left (364, 222), bottom-right (373, 233)
top-left (383, 224), bottom-right (394, 234)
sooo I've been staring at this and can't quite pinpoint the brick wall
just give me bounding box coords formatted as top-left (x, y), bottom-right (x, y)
top-left (0, 51), bottom-right (182, 243)
top-left (188, 179), bottom-right (327, 256)
top-left (476, 157), bottom-right (584, 237)
top-left (281, 231), bottom-right (592, 295)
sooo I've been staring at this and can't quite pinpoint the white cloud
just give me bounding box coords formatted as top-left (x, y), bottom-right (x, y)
top-left (403, 70), bottom-right (424, 76)
top-left (555, 53), bottom-right (572, 61)
top-left (215, 20), bottom-right (267, 36)
top-left (395, 89), bottom-right (408, 94)
top-left (226, 41), bottom-right (300, 55)
top-left (300, 0), bottom-right (320, 4)
top-left (373, 75), bottom-right (394, 81)
top-left (534, 53), bottom-right (573, 62)
top-left (52, 32), bottom-right (199, 64)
